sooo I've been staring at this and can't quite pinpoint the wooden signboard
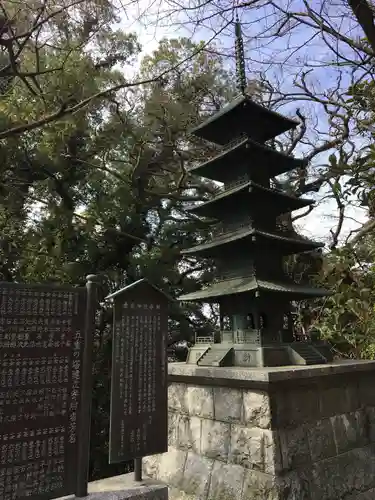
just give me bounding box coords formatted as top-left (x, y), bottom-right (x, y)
top-left (0, 282), bottom-right (87, 500)
top-left (108, 279), bottom-right (169, 464)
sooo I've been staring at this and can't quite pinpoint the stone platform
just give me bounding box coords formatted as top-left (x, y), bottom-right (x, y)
top-left (143, 360), bottom-right (375, 500)
top-left (57, 474), bottom-right (168, 500)
top-left (187, 340), bottom-right (333, 367)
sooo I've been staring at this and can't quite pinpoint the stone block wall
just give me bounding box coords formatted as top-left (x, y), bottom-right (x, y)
top-left (143, 361), bottom-right (375, 500)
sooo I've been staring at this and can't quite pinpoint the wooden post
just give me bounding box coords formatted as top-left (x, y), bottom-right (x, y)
top-left (134, 458), bottom-right (142, 482)
top-left (76, 275), bottom-right (99, 497)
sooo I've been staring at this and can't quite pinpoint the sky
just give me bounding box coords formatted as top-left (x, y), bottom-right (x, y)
top-left (116, 0), bottom-right (368, 247)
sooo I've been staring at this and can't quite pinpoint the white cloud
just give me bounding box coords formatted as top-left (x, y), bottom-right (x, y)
top-left (296, 197), bottom-right (367, 245)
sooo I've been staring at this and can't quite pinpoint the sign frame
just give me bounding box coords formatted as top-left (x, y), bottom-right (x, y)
top-left (0, 280), bottom-right (90, 500)
top-left (107, 279), bottom-right (169, 465)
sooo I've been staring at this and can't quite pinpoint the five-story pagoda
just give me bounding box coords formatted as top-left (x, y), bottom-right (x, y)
top-left (179, 20), bottom-right (333, 368)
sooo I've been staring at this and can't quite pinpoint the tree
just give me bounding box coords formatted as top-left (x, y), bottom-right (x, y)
top-left (295, 244), bottom-right (375, 360)
top-left (0, 0), bottom-right (222, 139)
top-left (0, 25), bottom-right (240, 476)
top-left (0, 0), bottom-right (137, 137)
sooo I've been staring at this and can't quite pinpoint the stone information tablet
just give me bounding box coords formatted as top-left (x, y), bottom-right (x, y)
top-left (0, 282), bottom-right (86, 500)
top-left (109, 283), bottom-right (168, 463)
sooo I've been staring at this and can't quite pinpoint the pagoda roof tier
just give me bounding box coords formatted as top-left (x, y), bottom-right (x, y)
top-left (179, 276), bottom-right (331, 302)
top-left (181, 227), bottom-right (322, 258)
top-left (190, 94), bottom-right (299, 145)
top-left (188, 136), bottom-right (306, 183)
top-left (188, 180), bottom-right (314, 218)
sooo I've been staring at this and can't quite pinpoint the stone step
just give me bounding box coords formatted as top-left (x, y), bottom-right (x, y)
top-left (199, 352), bottom-right (226, 363)
top-left (198, 347), bottom-right (232, 367)
top-left (291, 343), bottom-right (326, 365)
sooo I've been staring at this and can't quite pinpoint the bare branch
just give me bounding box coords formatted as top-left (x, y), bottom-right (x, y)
top-left (348, 218), bottom-right (375, 246)
top-left (328, 178), bottom-right (346, 250)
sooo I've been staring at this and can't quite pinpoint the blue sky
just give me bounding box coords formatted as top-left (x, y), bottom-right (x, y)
top-left (117, 0), bottom-right (368, 246)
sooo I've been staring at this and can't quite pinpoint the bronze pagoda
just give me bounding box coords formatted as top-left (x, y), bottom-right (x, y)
top-left (178, 19), bottom-right (333, 368)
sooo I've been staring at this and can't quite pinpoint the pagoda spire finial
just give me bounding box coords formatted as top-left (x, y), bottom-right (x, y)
top-left (234, 12), bottom-right (246, 95)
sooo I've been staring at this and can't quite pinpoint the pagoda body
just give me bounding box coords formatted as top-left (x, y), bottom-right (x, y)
top-left (179, 94), bottom-right (333, 367)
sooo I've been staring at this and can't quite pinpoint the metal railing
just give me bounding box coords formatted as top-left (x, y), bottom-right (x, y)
top-left (234, 329), bottom-right (260, 344)
top-left (188, 133), bottom-right (248, 175)
top-left (221, 329), bottom-right (260, 344)
top-left (212, 175), bottom-right (250, 196)
top-left (219, 133), bottom-right (248, 154)
top-left (217, 265), bottom-right (255, 281)
top-left (212, 216), bottom-right (253, 237)
top-left (195, 336), bottom-right (214, 344)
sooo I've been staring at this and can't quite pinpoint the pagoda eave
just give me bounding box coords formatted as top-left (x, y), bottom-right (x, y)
top-left (188, 136), bottom-right (307, 183)
top-left (188, 181), bottom-right (314, 218)
top-left (190, 94), bottom-right (299, 145)
top-left (181, 228), bottom-right (323, 257)
top-left (178, 277), bottom-right (331, 302)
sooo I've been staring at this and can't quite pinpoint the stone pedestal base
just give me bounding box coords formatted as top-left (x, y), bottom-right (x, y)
top-left (144, 360), bottom-right (375, 500)
top-left (56, 474), bottom-right (168, 500)
top-left (187, 341), bottom-right (333, 367)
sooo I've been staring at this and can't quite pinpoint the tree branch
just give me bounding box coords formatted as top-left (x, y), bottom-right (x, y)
top-left (348, 218), bottom-right (375, 246)
top-left (0, 18), bottom-right (232, 139)
top-left (347, 0), bottom-right (375, 54)
top-left (328, 178), bottom-right (346, 250)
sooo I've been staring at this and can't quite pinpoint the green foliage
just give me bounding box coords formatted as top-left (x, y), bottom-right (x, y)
top-left (0, 0), bottom-right (140, 140)
top-left (7, 0), bottom-right (375, 480)
top-left (302, 247), bottom-right (375, 359)
top-left (0, 7), bottom-right (238, 476)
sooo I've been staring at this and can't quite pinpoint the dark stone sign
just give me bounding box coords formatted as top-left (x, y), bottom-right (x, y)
top-left (0, 282), bottom-right (86, 500)
top-left (108, 280), bottom-right (168, 464)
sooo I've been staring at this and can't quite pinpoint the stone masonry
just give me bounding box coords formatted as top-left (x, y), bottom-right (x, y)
top-left (57, 474), bottom-right (168, 500)
top-left (143, 360), bottom-right (375, 500)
